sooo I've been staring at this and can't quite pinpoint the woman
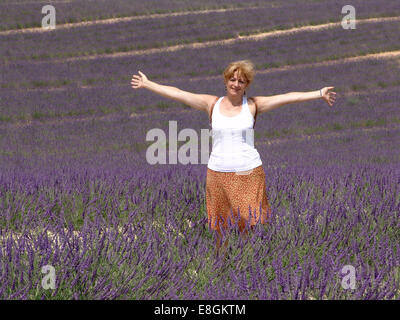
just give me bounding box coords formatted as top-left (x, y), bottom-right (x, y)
top-left (131, 60), bottom-right (336, 252)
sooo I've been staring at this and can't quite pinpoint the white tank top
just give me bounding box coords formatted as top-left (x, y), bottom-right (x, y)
top-left (207, 95), bottom-right (262, 172)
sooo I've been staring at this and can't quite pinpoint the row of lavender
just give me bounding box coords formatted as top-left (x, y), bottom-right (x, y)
top-left (3, 18), bottom-right (400, 88)
top-left (3, 3), bottom-right (400, 62)
top-left (1, 0), bottom-right (399, 31)
top-left (1, 148), bottom-right (399, 298)
top-left (1, 92), bottom-right (399, 169)
top-left (0, 0), bottom-right (259, 30)
top-left (1, 116), bottom-right (399, 184)
top-left (1, 56), bottom-right (399, 136)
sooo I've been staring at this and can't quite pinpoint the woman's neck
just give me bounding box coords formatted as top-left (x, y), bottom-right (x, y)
top-left (226, 94), bottom-right (243, 107)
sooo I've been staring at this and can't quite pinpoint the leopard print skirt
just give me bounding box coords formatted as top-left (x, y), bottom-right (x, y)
top-left (205, 165), bottom-right (272, 234)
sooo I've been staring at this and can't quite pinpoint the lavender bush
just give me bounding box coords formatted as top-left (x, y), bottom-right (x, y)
top-left (1, 156), bottom-right (399, 299)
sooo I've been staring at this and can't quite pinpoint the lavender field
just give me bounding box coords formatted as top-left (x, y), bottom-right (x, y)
top-left (0, 0), bottom-right (399, 300)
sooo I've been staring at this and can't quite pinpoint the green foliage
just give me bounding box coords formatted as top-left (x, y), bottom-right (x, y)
top-left (156, 102), bottom-right (170, 110)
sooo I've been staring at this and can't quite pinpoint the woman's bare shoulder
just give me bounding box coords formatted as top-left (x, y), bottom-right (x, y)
top-left (247, 96), bottom-right (257, 118)
top-left (206, 95), bottom-right (220, 115)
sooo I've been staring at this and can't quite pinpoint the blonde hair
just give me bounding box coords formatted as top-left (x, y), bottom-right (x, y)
top-left (223, 60), bottom-right (255, 86)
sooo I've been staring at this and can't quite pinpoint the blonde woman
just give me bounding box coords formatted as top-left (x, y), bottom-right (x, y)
top-left (131, 60), bottom-right (336, 252)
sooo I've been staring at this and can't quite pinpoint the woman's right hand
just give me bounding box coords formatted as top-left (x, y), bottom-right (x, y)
top-left (131, 71), bottom-right (148, 89)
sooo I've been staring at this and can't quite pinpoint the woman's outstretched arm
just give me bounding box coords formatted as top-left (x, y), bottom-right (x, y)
top-left (252, 87), bottom-right (337, 114)
top-left (131, 71), bottom-right (217, 114)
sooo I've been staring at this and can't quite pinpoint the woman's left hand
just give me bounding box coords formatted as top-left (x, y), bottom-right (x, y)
top-left (321, 87), bottom-right (337, 107)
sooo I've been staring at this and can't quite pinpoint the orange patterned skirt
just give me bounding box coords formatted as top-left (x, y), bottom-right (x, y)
top-left (205, 165), bottom-right (272, 234)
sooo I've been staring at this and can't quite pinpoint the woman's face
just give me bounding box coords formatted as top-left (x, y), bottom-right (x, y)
top-left (226, 70), bottom-right (248, 97)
